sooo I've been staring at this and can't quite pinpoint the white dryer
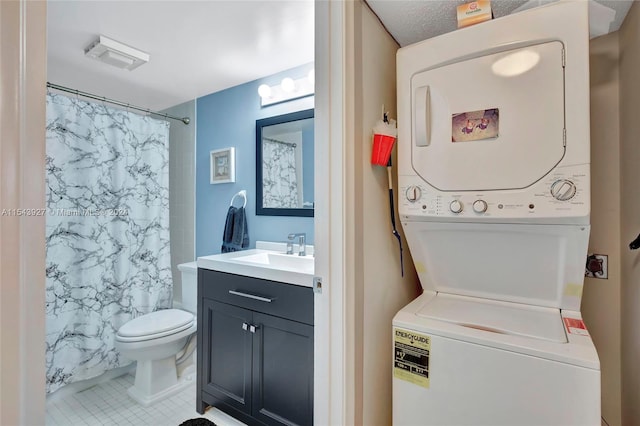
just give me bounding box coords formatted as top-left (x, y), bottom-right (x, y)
top-left (393, 2), bottom-right (600, 425)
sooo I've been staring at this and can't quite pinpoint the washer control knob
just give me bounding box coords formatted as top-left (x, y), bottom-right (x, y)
top-left (551, 179), bottom-right (577, 201)
top-left (405, 186), bottom-right (422, 202)
top-left (473, 199), bottom-right (488, 213)
top-left (449, 200), bottom-right (463, 214)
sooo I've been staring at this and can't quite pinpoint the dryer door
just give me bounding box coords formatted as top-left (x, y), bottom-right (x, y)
top-left (411, 41), bottom-right (565, 191)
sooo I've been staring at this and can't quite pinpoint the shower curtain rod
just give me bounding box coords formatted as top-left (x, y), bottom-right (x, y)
top-left (264, 137), bottom-right (297, 148)
top-left (47, 82), bottom-right (191, 125)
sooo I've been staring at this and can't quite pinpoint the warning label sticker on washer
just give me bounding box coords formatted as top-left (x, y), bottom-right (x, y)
top-left (563, 317), bottom-right (589, 336)
top-left (393, 328), bottom-right (430, 388)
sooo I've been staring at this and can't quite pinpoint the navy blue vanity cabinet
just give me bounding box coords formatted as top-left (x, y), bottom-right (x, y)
top-left (199, 299), bottom-right (253, 415)
top-left (197, 268), bottom-right (314, 426)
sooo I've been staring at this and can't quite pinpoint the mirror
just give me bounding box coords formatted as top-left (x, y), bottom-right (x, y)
top-left (256, 109), bottom-right (314, 217)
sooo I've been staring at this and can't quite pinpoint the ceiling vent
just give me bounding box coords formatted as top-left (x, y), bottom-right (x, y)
top-left (84, 36), bottom-right (149, 71)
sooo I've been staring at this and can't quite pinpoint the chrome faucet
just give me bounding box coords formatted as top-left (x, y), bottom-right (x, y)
top-left (287, 233), bottom-right (306, 256)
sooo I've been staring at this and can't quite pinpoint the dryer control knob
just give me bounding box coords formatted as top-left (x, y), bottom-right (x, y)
top-left (473, 199), bottom-right (488, 213)
top-left (405, 186), bottom-right (422, 202)
top-left (551, 179), bottom-right (577, 201)
top-left (449, 200), bottom-right (463, 214)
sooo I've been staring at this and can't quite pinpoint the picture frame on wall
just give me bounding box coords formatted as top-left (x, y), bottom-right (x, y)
top-left (210, 147), bottom-right (236, 184)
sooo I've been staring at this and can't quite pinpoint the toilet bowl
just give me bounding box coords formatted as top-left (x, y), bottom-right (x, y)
top-left (115, 261), bottom-right (198, 406)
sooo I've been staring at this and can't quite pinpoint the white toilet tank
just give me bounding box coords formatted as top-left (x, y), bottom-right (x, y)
top-left (177, 262), bottom-right (198, 314)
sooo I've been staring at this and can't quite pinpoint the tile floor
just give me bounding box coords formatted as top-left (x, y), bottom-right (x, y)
top-left (46, 374), bottom-right (609, 426)
top-left (46, 373), bottom-right (246, 426)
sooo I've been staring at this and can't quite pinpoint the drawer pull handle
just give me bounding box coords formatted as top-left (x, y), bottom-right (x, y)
top-left (228, 290), bottom-right (273, 303)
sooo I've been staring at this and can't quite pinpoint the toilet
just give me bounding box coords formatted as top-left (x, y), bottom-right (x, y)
top-left (115, 261), bottom-right (198, 406)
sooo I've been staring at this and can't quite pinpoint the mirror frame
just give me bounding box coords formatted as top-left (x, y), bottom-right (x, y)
top-left (256, 108), bottom-right (314, 217)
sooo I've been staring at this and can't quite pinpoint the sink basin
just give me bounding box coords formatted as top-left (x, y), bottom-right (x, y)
top-left (267, 253), bottom-right (314, 273)
top-left (197, 243), bottom-right (315, 287)
top-left (233, 252), bottom-right (314, 274)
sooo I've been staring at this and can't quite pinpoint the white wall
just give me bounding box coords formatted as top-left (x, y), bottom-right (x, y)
top-left (583, 31), bottom-right (622, 426)
top-left (346, 2), bottom-right (420, 424)
top-left (163, 100), bottom-right (196, 307)
top-left (618, 2), bottom-right (640, 425)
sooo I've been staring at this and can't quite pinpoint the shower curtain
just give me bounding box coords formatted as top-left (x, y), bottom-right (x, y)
top-left (45, 93), bottom-right (172, 394)
top-left (262, 140), bottom-right (299, 208)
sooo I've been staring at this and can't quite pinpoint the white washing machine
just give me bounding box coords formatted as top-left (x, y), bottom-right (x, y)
top-left (393, 2), bottom-right (600, 425)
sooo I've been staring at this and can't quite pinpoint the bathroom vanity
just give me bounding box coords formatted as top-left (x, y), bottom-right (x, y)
top-left (196, 245), bottom-right (314, 426)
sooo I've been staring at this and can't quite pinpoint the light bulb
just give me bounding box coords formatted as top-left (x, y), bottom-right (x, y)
top-left (307, 69), bottom-right (315, 85)
top-left (258, 84), bottom-right (271, 98)
top-left (281, 77), bottom-right (295, 93)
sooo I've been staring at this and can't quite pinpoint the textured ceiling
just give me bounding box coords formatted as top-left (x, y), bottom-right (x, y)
top-left (366, 0), bottom-right (634, 47)
top-left (47, 1), bottom-right (314, 111)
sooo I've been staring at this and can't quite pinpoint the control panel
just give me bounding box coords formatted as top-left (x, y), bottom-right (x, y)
top-left (399, 164), bottom-right (589, 220)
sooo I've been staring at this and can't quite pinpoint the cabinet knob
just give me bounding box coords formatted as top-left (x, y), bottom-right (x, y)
top-left (242, 322), bottom-right (248, 331)
top-left (249, 324), bottom-right (258, 333)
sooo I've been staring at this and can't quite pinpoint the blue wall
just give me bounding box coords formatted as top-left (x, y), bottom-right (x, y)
top-left (196, 63), bottom-right (314, 257)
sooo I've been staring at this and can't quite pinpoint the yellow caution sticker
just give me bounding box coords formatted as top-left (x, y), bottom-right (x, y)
top-left (414, 261), bottom-right (427, 274)
top-left (564, 283), bottom-right (583, 297)
top-left (394, 328), bottom-right (430, 388)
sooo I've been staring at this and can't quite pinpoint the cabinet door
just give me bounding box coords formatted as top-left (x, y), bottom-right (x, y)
top-left (252, 312), bottom-right (314, 426)
top-left (201, 298), bottom-right (253, 415)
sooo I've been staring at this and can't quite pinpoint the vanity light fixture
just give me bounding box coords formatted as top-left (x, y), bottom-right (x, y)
top-left (281, 77), bottom-right (296, 93)
top-left (84, 35), bottom-right (150, 71)
top-left (258, 70), bottom-right (315, 107)
top-left (258, 84), bottom-right (272, 98)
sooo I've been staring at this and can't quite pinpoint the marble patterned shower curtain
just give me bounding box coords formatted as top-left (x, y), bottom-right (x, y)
top-left (45, 93), bottom-right (172, 394)
top-left (262, 140), bottom-right (298, 208)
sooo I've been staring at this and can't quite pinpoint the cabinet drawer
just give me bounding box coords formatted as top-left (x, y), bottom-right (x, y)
top-left (199, 269), bottom-right (314, 325)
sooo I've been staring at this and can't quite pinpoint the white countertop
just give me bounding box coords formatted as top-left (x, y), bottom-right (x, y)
top-left (197, 241), bottom-right (315, 288)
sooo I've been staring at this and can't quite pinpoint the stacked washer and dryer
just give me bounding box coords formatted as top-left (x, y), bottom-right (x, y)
top-left (392, 2), bottom-right (600, 425)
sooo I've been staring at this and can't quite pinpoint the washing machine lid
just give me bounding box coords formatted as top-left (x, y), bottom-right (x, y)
top-left (410, 41), bottom-right (566, 191)
top-left (118, 309), bottom-right (194, 338)
top-left (402, 221), bottom-right (590, 311)
top-left (417, 293), bottom-right (567, 343)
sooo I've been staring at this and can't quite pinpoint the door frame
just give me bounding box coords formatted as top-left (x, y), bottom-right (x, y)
top-left (0, 1), bottom-right (47, 425)
top-left (314, 1), bottom-right (351, 425)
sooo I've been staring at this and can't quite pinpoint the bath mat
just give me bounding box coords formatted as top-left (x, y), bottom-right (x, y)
top-left (179, 418), bottom-right (217, 426)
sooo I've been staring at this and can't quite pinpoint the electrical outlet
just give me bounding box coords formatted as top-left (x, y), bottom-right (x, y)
top-left (585, 253), bottom-right (608, 279)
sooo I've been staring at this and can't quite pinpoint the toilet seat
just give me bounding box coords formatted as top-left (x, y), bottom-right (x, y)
top-left (117, 309), bottom-right (195, 342)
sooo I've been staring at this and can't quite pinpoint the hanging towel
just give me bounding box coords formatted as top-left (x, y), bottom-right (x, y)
top-left (221, 206), bottom-right (249, 253)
